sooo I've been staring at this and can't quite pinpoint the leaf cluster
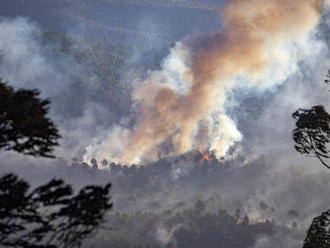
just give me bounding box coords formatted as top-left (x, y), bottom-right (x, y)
top-left (0, 173), bottom-right (112, 248)
top-left (292, 105), bottom-right (330, 169)
top-left (0, 80), bottom-right (60, 158)
top-left (303, 209), bottom-right (330, 248)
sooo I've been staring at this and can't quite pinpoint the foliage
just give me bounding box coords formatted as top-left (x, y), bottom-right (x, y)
top-left (292, 71), bottom-right (330, 247)
top-left (99, 204), bottom-right (282, 248)
top-left (0, 80), bottom-right (60, 158)
top-left (292, 105), bottom-right (330, 169)
top-left (0, 173), bottom-right (112, 248)
top-left (303, 209), bottom-right (330, 248)
top-left (40, 31), bottom-right (170, 119)
top-left (0, 80), bottom-right (113, 247)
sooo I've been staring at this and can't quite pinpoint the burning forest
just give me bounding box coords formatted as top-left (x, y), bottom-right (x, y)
top-left (1, 0), bottom-right (330, 247)
top-left (85, 0), bottom-right (325, 165)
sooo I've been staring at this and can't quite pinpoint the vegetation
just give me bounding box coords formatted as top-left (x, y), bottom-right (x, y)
top-left (92, 0), bottom-right (221, 11)
top-left (292, 72), bottom-right (330, 247)
top-left (303, 209), bottom-right (330, 248)
top-left (0, 1), bottom-right (318, 246)
top-left (0, 80), bottom-right (60, 158)
top-left (40, 30), bottom-right (171, 119)
top-left (292, 71), bottom-right (330, 170)
top-left (0, 174), bottom-right (112, 248)
top-left (0, 0), bottom-right (175, 43)
top-left (2, 0), bottom-right (221, 13)
top-left (51, 153), bottom-right (304, 248)
top-left (101, 205), bottom-right (282, 248)
top-left (0, 81), bottom-right (112, 248)
top-left (292, 105), bottom-right (330, 169)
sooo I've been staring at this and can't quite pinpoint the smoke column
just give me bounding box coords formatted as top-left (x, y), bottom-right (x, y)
top-left (86, 0), bottom-right (325, 164)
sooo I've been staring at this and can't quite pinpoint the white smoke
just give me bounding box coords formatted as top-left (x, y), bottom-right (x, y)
top-left (0, 17), bottom-right (117, 162)
top-left (83, 5), bottom-right (326, 165)
top-left (0, 17), bottom-right (72, 97)
top-left (155, 223), bottom-right (183, 246)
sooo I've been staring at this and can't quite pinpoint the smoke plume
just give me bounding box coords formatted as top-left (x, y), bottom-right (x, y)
top-left (87, 0), bottom-right (325, 164)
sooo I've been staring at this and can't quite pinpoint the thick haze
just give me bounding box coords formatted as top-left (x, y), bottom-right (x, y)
top-left (87, 0), bottom-right (326, 164)
top-left (1, 0), bottom-right (330, 247)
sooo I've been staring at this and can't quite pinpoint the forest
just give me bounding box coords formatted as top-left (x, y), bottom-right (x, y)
top-left (1, 0), bottom-right (330, 247)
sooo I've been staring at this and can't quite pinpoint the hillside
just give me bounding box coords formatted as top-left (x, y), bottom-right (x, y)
top-left (0, 0), bottom-right (221, 41)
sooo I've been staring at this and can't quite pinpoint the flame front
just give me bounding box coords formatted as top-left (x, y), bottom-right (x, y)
top-left (202, 152), bottom-right (211, 162)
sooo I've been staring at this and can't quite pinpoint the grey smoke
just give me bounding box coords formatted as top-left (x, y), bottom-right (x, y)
top-left (1, 5), bottom-right (330, 248)
top-left (0, 16), bottom-right (124, 161)
top-left (0, 17), bottom-right (72, 97)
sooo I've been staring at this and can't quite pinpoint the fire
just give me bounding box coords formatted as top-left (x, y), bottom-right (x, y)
top-left (202, 152), bottom-right (211, 162)
top-left (83, 0), bottom-right (324, 165)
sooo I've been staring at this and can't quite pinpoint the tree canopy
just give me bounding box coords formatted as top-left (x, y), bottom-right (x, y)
top-left (0, 174), bottom-right (112, 248)
top-left (292, 105), bottom-right (330, 169)
top-left (303, 209), bottom-right (330, 248)
top-left (0, 79), bottom-right (60, 158)
top-left (292, 72), bottom-right (330, 247)
top-left (0, 80), bottom-right (112, 248)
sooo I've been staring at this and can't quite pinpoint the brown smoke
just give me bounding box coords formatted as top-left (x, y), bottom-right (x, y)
top-left (89, 0), bottom-right (324, 164)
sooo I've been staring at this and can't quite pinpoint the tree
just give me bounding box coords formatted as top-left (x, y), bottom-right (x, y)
top-left (292, 72), bottom-right (330, 247)
top-left (0, 79), bottom-right (60, 158)
top-left (292, 105), bottom-right (330, 169)
top-left (195, 200), bottom-right (206, 213)
top-left (0, 80), bottom-right (113, 248)
top-left (0, 174), bottom-right (112, 248)
top-left (303, 209), bottom-right (330, 248)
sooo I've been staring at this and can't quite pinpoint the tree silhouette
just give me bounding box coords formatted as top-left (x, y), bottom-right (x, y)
top-left (0, 79), bottom-right (60, 158)
top-left (292, 72), bottom-right (330, 247)
top-left (292, 105), bottom-right (330, 169)
top-left (303, 209), bottom-right (330, 248)
top-left (0, 80), bottom-right (113, 247)
top-left (0, 174), bottom-right (112, 248)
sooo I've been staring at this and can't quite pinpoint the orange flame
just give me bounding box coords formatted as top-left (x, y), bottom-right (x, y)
top-left (201, 152), bottom-right (211, 162)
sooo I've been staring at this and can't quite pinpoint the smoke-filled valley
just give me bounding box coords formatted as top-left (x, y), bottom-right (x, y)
top-left (1, 0), bottom-right (330, 247)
